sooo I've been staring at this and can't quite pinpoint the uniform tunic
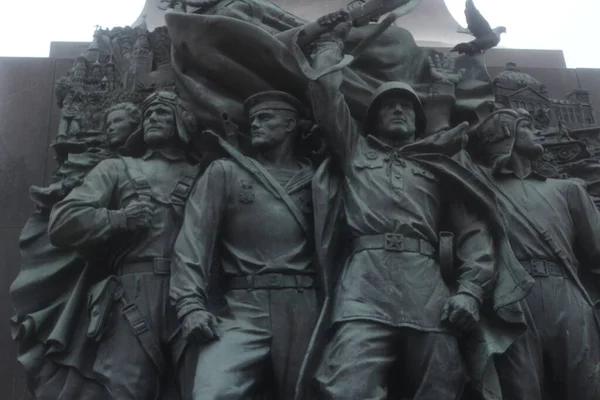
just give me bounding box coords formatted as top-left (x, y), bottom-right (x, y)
top-left (49, 150), bottom-right (197, 261)
top-left (48, 149), bottom-right (198, 400)
top-left (170, 158), bottom-right (316, 317)
top-left (169, 157), bottom-right (319, 400)
top-left (486, 170), bottom-right (600, 399)
top-left (307, 79), bottom-right (495, 331)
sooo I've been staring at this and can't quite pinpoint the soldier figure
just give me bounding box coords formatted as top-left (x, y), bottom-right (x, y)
top-left (469, 108), bottom-right (600, 399)
top-left (169, 91), bottom-right (320, 399)
top-left (104, 102), bottom-right (143, 150)
top-left (48, 91), bottom-right (200, 399)
top-left (304, 21), bottom-right (500, 400)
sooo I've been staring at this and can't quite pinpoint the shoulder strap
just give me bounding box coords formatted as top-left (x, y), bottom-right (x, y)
top-left (480, 166), bottom-right (598, 311)
top-left (247, 158), bottom-right (311, 236)
top-left (120, 158), bottom-right (153, 202)
top-left (285, 167), bottom-right (315, 194)
top-left (109, 158), bottom-right (152, 271)
top-left (118, 295), bottom-right (166, 376)
top-left (170, 170), bottom-right (200, 207)
top-left (215, 135), bottom-right (311, 235)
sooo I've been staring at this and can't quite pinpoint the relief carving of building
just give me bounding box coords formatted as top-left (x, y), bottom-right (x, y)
top-left (52, 20), bottom-right (174, 161)
top-left (493, 62), bottom-right (600, 203)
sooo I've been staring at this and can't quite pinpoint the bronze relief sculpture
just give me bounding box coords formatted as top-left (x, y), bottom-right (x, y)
top-left (467, 108), bottom-right (600, 399)
top-left (9, 1), bottom-right (600, 399)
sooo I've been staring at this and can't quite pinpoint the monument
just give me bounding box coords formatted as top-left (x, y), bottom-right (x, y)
top-left (4, 0), bottom-right (600, 399)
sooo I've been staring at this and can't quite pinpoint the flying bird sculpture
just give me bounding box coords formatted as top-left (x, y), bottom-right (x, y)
top-left (451, 0), bottom-right (506, 56)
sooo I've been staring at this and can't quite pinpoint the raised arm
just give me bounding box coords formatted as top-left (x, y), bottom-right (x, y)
top-left (441, 195), bottom-right (495, 332)
top-left (169, 160), bottom-right (229, 340)
top-left (48, 159), bottom-right (126, 248)
top-left (306, 20), bottom-right (360, 168)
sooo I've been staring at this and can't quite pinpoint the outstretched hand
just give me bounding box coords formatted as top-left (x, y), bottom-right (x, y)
top-left (426, 121), bottom-right (471, 153)
top-left (428, 54), bottom-right (466, 84)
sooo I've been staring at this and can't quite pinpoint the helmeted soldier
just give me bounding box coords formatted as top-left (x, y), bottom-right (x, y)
top-left (469, 108), bottom-right (600, 399)
top-left (48, 91), bottom-right (201, 399)
top-left (169, 90), bottom-right (321, 400)
top-left (301, 18), bottom-right (533, 400)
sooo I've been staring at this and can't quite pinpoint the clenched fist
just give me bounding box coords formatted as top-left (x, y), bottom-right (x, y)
top-left (182, 310), bottom-right (220, 343)
top-left (316, 9), bottom-right (351, 30)
top-left (441, 293), bottom-right (480, 332)
top-left (124, 200), bottom-right (155, 231)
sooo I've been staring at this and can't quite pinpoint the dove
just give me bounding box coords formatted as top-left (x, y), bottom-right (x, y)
top-left (451, 0), bottom-right (506, 56)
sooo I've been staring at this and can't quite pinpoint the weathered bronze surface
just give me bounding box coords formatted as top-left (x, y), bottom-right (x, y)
top-left (8, 1), bottom-right (600, 399)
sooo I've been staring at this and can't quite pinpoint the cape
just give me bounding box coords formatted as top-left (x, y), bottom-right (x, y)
top-left (10, 211), bottom-right (110, 399)
top-left (11, 151), bottom-right (184, 399)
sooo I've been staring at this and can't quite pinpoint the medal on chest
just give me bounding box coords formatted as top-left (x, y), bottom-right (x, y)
top-left (239, 179), bottom-right (255, 204)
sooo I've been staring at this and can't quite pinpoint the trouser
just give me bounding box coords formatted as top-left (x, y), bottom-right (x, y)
top-left (495, 274), bottom-right (600, 400)
top-left (314, 320), bottom-right (466, 400)
top-left (93, 264), bottom-right (177, 400)
top-left (192, 286), bottom-right (319, 400)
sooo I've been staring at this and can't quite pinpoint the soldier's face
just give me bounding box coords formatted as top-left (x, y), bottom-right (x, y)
top-left (250, 109), bottom-right (296, 149)
top-left (514, 119), bottom-right (544, 159)
top-left (376, 95), bottom-right (417, 141)
top-left (106, 109), bottom-right (134, 146)
top-left (143, 104), bottom-right (175, 145)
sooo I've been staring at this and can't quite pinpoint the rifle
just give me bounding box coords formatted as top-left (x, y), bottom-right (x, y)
top-left (278, 0), bottom-right (422, 47)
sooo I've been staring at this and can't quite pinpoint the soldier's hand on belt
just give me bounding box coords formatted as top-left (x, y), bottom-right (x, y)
top-left (441, 293), bottom-right (480, 332)
top-left (124, 201), bottom-right (155, 231)
top-left (182, 310), bottom-right (220, 342)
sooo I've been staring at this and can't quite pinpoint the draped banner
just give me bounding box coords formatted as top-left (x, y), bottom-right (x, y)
top-left (165, 6), bottom-right (494, 133)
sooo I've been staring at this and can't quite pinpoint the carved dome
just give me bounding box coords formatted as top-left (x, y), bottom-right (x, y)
top-left (494, 62), bottom-right (541, 87)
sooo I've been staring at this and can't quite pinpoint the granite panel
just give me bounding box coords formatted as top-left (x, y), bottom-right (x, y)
top-left (0, 58), bottom-right (55, 228)
top-left (0, 228), bottom-right (33, 400)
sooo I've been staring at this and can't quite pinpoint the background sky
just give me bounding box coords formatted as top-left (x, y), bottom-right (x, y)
top-left (0, 0), bottom-right (598, 68)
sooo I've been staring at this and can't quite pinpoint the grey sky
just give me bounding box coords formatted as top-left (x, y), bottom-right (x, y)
top-left (0, 0), bottom-right (597, 69)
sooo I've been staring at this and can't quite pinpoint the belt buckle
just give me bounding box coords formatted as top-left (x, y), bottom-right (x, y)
top-left (384, 233), bottom-right (404, 252)
top-left (531, 259), bottom-right (548, 277)
top-left (263, 274), bottom-right (282, 288)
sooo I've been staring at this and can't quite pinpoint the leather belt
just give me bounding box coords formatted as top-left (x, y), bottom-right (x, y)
top-left (519, 259), bottom-right (563, 277)
top-left (352, 233), bottom-right (435, 256)
top-left (226, 273), bottom-right (315, 291)
top-left (120, 257), bottom-right (171, 276)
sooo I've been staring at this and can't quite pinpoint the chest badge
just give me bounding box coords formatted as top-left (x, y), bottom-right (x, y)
top-left (411, 168), bottom-right (437, 181)
top-left (365, 151), bottom-right (379, 160)
top-left (239, 179), bottom-right (255, 204)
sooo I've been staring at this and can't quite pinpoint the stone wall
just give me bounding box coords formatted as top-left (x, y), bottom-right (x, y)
top-left (0, 57), bottom-right (71, 400)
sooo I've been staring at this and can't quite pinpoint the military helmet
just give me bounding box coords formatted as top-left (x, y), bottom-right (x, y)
top-left (120, 91), bottom-right (197, 155)
top-left (365, 81), bottom-right (427, 136)
top-left (474, 107), bottom-right (534, 171)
